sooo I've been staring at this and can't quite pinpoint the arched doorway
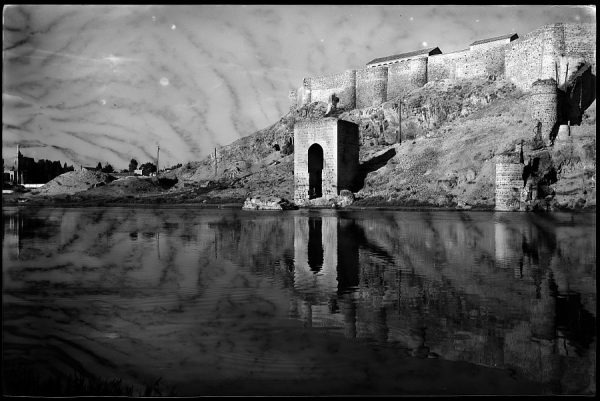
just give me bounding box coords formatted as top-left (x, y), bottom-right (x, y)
top-left (307, 144), bottom-right (323, 199)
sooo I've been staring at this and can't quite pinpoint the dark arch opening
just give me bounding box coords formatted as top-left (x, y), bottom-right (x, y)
top-left (308, 144), bottom-right (323, 199)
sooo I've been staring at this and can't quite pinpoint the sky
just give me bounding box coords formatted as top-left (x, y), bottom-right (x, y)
top-left (2, 4), bottom-right (596, 170)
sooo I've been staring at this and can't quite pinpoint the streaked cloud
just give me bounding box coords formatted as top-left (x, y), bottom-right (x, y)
top-left (2, 5), bottom-right (594, 169)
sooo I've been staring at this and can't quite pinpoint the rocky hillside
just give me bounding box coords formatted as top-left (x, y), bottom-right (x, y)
top-left (351, 78), bottom-right (595, 210)
top-left (161, 76), bottom-right (595, 210)
top-left (16, 76), bottom-right (594, 210)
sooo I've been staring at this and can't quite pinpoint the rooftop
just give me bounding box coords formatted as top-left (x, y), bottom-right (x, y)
top-left (366, 47), bottom-right (442, 66)
top-left (470, 33), bottom-right (518, 46)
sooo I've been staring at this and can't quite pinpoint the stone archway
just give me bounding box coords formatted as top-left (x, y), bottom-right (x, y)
top-left (307, 143), bottom-right (324, 199)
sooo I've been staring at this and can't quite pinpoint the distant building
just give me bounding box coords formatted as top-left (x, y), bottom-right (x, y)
top-left (134, 169), bottom-right (143, 175)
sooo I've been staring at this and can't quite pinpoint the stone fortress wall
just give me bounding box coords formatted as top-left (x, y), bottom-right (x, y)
top-left (505, 23), bottom-right (596, 91)
top-left (308, 70), bottom-right (357, 109)
top-left (289, 22), bottom-right (595, 209)
top-left (289, 23), bottom-right (595, 110)
top-left (356, 66), bottom-right (388, 108)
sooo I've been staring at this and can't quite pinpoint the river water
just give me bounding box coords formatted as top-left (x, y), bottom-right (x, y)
top-left (2, 207), bottom-right (596, 395)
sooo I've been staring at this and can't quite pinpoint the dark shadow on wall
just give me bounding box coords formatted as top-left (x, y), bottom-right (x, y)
top-left (557, 65), bottom-right (596, 127)
top-left (351, 147), bottom-right (396, 192)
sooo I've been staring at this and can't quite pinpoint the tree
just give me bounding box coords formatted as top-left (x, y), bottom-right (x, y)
top-left (96, 162), bottom-right (102, 171)
top-left (140, 162), bottom-right (156, 176)
top-left (101, 163), bottom-right (114, 173)
top-left (129, 158), bottom-right (138, 172)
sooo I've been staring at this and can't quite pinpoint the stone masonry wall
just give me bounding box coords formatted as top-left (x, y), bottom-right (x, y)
top-left (505, 23), bottom-right (596, 92)
top-left (309, 70), bottom-right (357, 109)
top-left (291, 23), bottom-right (594, 111)
top-left (387, 57), bottom-right (428, 100)
top-left (294, 118), bottom-right (339, 203)
top-left (336, 120), bottom-right (360, 192)
top-left (427, 50), bottom-right (470, 81)
top-left (356, 67), bottom-right (388, 108)
top-left (456, 46), bottom-right (507, 79)
top-left (530, 79), bottom-right (558, 145)
top-left (495, 158), bottom-right (524, 211)
top-left (289, 89), bottom-right (297, 112)
top-left (505, 29), bottom-right (545, 91)
top-left (564, 23), bottom-right (596, 75)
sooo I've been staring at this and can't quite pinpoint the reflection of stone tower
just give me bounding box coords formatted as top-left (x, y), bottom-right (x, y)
top-left (293, 215), bottom-right (338, 296)
top-left (495, 154), bottom-right (523, 211)
top-left (494, 220), bottom-right (523, 268)
top-left (531, 79), bottom-right (558, 146)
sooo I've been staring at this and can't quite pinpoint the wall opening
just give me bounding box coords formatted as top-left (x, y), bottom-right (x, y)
top-left (308, 144), bottom-right (324, 199)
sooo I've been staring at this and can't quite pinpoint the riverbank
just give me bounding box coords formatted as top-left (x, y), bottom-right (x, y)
top-left (3, 192), bottom-right (596, 212)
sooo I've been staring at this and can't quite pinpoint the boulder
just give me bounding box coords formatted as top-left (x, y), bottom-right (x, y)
top-left (338, 190), bottom-right (355, 207)
top-left (242, 195), bottom-right (297, 210)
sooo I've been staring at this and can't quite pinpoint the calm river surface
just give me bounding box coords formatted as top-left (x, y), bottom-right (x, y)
top-left (2, 207), bottom-right (596, 396)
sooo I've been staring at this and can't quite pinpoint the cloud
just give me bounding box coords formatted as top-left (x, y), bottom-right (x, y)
top-left (2, 5), bottom-right (594, 168)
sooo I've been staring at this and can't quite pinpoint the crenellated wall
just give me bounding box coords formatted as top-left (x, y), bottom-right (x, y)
top-left (356, 67), bottom-right (388, 108)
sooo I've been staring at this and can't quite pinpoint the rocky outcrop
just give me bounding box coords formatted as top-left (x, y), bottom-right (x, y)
top-left (338, 190), bottom-right (355, 207)
top-left (242, 196), bottom-right (297, 210)
top-left (294, 191), bottom-right (356, 208)
top-left (166, 77), bottom-right (593, 211)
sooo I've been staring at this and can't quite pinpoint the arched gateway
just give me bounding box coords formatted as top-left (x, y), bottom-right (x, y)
top-left (307, 144), bottom-right (324, 198)
top-left (293, 118), bottom-right (359, 204)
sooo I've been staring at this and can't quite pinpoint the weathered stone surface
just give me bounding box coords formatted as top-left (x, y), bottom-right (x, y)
top-left (242, 196), bottom-right (297, 210)
top-left (338, 189), bottom-right (355, 207)
top-left (293, 118), bottom-right (359, 204)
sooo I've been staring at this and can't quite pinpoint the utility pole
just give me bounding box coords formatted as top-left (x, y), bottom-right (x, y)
top-left (156, 144), bottom-right (160, 175)
top-left (397, 102), bottom-right (402, 145)
top-left (214, 148), bottom-right (217, 177)
top-left (16, 144), bottom-right (20, 185)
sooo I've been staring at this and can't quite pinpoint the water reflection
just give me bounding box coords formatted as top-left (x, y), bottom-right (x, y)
top-left (290, 211), bottom-right (595, 393)
top-left (2, 207), bottom-right (596, 395)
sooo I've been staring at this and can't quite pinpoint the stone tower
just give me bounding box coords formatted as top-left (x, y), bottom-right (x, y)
top-left (293, 118), bottom-right (359, 205)
top-left (530, 78), bottom-right (558, 145)
top-left (495, 154), bottom-right (523, 211)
